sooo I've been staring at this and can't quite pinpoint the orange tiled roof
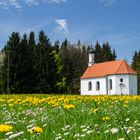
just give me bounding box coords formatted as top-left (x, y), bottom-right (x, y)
top-left (81, 60), bottom-right (137, 79)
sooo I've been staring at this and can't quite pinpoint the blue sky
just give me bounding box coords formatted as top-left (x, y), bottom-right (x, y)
top-left (0, 0), bottom-right (140, 63)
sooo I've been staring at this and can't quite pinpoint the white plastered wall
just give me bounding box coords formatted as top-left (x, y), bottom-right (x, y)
top-left (80, 77), bottom-right (106, 95)
top-left (80, 74), bottom-right (137, 95)
top-left (129, 75), bottom-right (137, 95)
top-left (107, 75), bottom-right (116, 95)
top-left (115, 75), bottom-right (130, 95)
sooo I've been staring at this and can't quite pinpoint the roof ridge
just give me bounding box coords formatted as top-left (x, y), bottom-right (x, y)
top-left (93, 60), bottom-right (122, 65)
top-left (124, 61), bottom-right (130, 73)
top-left (124, 61), bottom-right (136, 74)
top-left (115, 60), bottom-right (124, 73)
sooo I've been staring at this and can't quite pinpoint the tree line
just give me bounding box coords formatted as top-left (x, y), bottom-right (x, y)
top-left (132, 51), bottom-right (140, 94)
top-left (0, 30), bottom-right (116, 94)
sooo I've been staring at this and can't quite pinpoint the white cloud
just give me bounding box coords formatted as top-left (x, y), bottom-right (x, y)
top-left (25, 0), bottom-right (67, 5)
top-left (44, 0), bottom-right (67, 3)
top-left (24, 0), bottom-right (39, 6)
top-left (100, 0), bottom-right (116, 7)
top-left (0, 0), bottom-right (21, 9)
top-left (55, 19), bottom-right (69, 34)
top-left (9, 0), bottom-right (21, 9)
top-left (0, 0), bottom-right (67, 10)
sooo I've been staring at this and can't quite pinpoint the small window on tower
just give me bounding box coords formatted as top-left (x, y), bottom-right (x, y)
top-left (120, 78), bottom-right (123, 82)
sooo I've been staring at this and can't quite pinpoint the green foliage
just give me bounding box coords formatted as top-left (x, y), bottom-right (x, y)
top-left (1, 31), bottom-right (65, 94)
top-left (59, 40), bottom-right (88, 94)
top-left (131, 51), bottom-right (140, 95)
top-left (56, 77), bottom-right (66, 92)
top-left (35, 31), bottom-right (53, 92)
top-left (3, 32), bottom-right (21, 93)
top-left (50, 50), bottom-right (62, 74)
top-left (0, 31), bottom-right (117, 94)
top-left (0, 52), bottom-right (5, 92)
top-left (94, 41), bottom-right (116, 63)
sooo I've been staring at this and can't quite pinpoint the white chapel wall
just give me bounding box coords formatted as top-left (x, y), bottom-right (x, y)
top-left (80, 77), bottom-right (106, 95)
top-left (81, 74), bottom-right (137, 95)
top-left (129, 75), bottom-right (137, 95)
top-left (107, 75), bottom-right (116, 95)
top-left (115, 75), bottom-right (129, 95)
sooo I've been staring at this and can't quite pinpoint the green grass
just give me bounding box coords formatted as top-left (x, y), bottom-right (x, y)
top-left (0, 94), bottom-right (140, 140)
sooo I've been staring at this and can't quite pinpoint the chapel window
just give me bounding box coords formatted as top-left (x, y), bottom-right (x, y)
top-left (88, 81), bottom-right (92, 91)
top-left (108, 79), bottom-right (112, 90)
top-left (96, 81), bottom-right (100, 90)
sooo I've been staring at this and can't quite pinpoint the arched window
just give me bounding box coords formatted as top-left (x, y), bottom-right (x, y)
top-left (108, 79), bottom-right (112, 90)
top-left (88, 81), bottom-right (92, 91)
top-left (96, 81), bottom-right (100, 90)
top-left (120, 78), bottom-right (123, 82)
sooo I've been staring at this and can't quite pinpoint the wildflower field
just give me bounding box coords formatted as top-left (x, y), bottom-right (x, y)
top-left (0, 95), bottom-right (140, 140)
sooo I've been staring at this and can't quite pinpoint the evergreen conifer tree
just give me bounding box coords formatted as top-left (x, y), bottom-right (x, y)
top-left (3, 32), bottom-right (21, 93)
top-left (132, 51), bottom-right (140, 94)
top-left (94, 41), bottom-right (102, 63)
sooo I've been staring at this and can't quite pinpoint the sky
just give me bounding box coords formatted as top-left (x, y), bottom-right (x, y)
top-left (0, 0), bottom-right (140, 63)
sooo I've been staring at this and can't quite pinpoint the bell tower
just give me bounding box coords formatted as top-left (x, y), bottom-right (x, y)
top-left (88, 49), bottom-right (95, 67)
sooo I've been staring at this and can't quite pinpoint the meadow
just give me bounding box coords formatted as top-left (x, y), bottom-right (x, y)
top-left (0, 95), bottom-right (140, 140)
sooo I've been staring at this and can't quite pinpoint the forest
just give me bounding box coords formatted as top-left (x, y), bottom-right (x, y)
top-left (0, 31), bottom-right (139, 94)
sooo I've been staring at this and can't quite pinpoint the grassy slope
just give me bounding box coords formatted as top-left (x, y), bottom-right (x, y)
top-left (0, 95), bottom-right (140, 140)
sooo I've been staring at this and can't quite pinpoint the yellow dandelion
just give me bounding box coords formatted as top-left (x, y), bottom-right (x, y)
top-left (102, 116), bottom-right (111, 121)
top-left (7, 99), bottom-right (14, 103)
top-left (93, 108), bottom-right (98, 113)
top-left (124, 100), bottom-right (129, 104)
top-left (9, 104), bottom-right (14, 106)
top-left (63, 104), bottom-right (75, 109)
top-left (30, 126), bottom-right (43, 133)
top-left (0, 124), bottom-right (13, 132)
